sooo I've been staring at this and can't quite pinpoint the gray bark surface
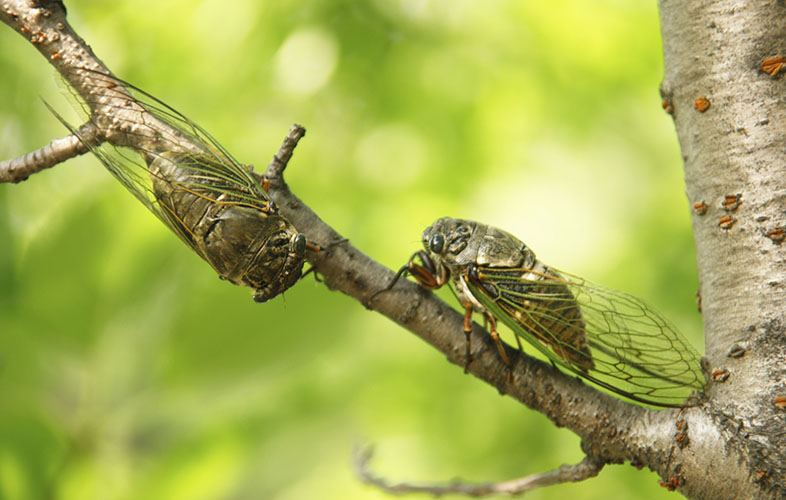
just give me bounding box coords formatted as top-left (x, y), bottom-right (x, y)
top-left (659, 1), bottom-right (786, 497)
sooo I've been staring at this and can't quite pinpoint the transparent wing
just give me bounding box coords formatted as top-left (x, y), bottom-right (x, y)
top-left (467, 266), bottom-right (706, 407)
top-left (49, 67), bottom-right (272, 257)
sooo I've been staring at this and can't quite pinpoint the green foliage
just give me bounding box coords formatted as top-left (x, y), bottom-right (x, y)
top-left (0, 1), bottom-right (699, 499)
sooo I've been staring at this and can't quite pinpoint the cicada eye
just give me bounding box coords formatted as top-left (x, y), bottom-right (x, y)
top-left (429, 233), bottom-right (445, 254)
top-left (292, 233), bottom-right (307, 255)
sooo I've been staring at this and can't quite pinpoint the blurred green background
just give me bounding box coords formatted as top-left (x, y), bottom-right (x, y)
top-left (0, 1), bottom-right (702, 499)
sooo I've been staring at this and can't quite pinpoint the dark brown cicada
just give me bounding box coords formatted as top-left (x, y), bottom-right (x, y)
top-left (50, 68), bottom-right (311, 302)
top-left (379, 217), bottom-right (706, 407)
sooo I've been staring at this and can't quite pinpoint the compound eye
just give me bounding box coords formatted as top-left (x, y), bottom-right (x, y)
top-left (429, 233), bottom-right (445, 254)
top-left (292, 233), bottom-right (307, 255)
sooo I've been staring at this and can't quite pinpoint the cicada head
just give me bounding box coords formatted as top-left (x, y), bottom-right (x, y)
top-left (250, 226), bottom-right (307, 303)
top-left (422, 217), bottom-right (479, 269)
top-left (425, 217), bottom-right (535, 269)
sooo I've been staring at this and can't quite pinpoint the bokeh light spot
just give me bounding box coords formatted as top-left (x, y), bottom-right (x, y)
top-left (274, 27), bottom-right (339, 97)
top-left (354, 123), bottom-right (428, 188)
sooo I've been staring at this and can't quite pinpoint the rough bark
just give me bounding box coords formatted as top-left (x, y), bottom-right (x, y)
top-left (1, 0), bottom-right (784, 498)
top-left (659, 1), bottom-right (786, 498)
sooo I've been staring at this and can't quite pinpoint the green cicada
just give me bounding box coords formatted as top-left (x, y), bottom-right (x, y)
top-left (51, 68), bottom-right (313, 302)
top-left (380, 217), bottom-right (706, 407)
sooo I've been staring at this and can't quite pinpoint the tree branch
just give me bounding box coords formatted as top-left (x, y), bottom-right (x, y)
top-left (265, 124), bottom-right (306, 179)
top-left (353, 445), bottom-right (605, 497)
top-left (0, 124), bottom-right (96, 182)
top-left (0, 0), bottom-right (190, 184)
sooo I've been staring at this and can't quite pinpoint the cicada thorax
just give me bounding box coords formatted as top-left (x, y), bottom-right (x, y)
top-left (466, 263), bottom-right (594, 372)
top-left (147, 151), bottom-right (306, 303)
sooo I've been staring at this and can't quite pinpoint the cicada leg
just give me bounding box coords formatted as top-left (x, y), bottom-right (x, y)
top-left (483, 311), bottom-right (512, 382)
top-left (370, 250), bottom-right (448, 302)
top-left (461, 302), bottom-right (474, 372)
top-left (510, 325), bottom-right (524, 352)
top-left (463, 302), bottom-right (512, 382)
top-left (298, 242), bottom-right (326, 282)
top-left (408, 263), bottom-right (445, 290)
top-left (248, 169), bottom-right (271, 192)
top-left (258, 177), bottom-right (271, 193)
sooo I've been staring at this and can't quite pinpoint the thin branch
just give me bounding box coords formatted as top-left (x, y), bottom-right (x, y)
top-left (353, 445), bottom-right (605, 497)
top-left (266, 124), bottom-right (306, 178)
top-left (0, 123), bottom-right (97, 183)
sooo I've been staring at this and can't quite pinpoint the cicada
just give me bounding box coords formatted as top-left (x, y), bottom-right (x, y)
top-left (379, 217), bottom-right (706, 407)
top-left (50, 68), bottom-right (313, 302)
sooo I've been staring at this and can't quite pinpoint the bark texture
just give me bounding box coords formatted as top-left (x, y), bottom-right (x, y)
top-left (660, 1), bottom-right (786, 498)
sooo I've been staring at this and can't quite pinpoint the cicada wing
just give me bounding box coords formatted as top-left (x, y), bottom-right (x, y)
top-left (467, 266), bottom-right (706, 407)
top-left (45, 101), bottom-right (198, 253)
top-left (51, 68), bottom-right (271, 258)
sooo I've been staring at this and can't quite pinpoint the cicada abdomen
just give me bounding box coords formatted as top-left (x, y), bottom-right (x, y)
top-left (50, 68), bottom-right (310, 302)
top-left (382, 217), bottom-right (706, 407)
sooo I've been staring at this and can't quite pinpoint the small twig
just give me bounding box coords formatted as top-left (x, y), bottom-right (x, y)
top-left (265, 124), bottom-right (306, 179)
top-left (0, 123), bottom-right (98, 183)
top-left (353, 445), bottom-right (605, 497)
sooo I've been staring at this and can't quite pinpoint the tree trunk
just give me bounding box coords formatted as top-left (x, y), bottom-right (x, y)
top-left (659, 0), bottom-right (786, 497)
